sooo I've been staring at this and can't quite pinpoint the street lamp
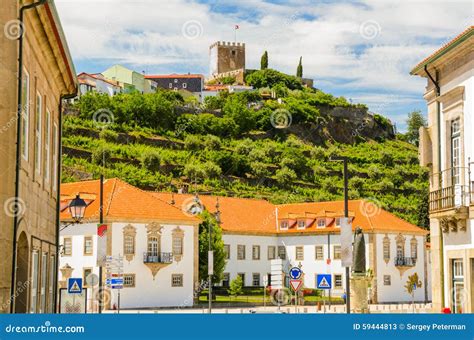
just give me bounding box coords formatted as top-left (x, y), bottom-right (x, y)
top-left (68, 194), bottom-right (87, 223)
top-left (208, 197), bottom-right (220, 314)
top-left (329, 155), bottom-right (351, 314)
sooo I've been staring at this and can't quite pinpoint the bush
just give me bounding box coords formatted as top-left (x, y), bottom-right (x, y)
top-left (99, 129), bottom-right (118, 142)
top-left (92, 146), bottom-right (112, 166)
top-left (202, 161), bottom-right (222, 178)
top-left (245, 69), bottom-right (303, 90)
top-left (184, 135), bottom-right (204, 151)
top-left (228, 276), bottom-right (243, 296)
top-left (203, 135), bottom-right (221, 150)
top-left (275, 167), bottom-right (297, 185)
top-left (183, 162), bottom-right (205, 181)
top-left (140, 150), bottom-right (161, 172)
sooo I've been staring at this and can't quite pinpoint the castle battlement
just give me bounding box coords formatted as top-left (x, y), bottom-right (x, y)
top-left (210, 41), bottom-right (246, 49)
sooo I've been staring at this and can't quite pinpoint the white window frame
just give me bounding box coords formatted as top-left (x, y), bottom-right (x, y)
top-left (280, 220), bottom-right (289, 230)
top-left (315, 245), bottom-right (324, 260)
top-left (297, 220), bottom-right (305, 230)
top-left (252, 245), bottom-right (260, 260)
top-left (295, 246), bottom-right (304, 261)
top-left (453, 259), bottom-right (463, 279)
top-left (169, 83), bottom-right (172, 89)
top-left (182, 82), bottom-right (187, 89)
top-left (21, 68), bottom-right (30, 161)
top-left (34, 93), bottom-right (42, 174)
top-left (267, 246), bottom-right (276, 260)
top-left (335, 218), bottom-right (341, 228)
top-left (83, 236), bottom-right (93, 255)
top-left (63, 237), bottom-right (72, 256)
top-left (252, 273), bottom-right (260, 286)
top-left (44, 109), bottom-right (51, 183)
top-left (333, 245), bottom-right (341, 260)
top-left (237, 245), bottom-right (246, 260)
top-left (317, 219), bottom-right (326, 228)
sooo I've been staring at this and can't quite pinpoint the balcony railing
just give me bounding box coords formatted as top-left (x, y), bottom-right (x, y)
top-left (143, 252), bottom-right (173, 264)
top-left (395, 257), bottom-right (416, 267)
top-left (429, 166), bottom-right (471, 213)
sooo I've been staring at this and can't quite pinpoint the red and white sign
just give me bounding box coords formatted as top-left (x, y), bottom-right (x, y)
top-left (290, 279), bottom-right (302, 292)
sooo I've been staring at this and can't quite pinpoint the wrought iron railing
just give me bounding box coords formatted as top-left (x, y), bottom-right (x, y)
top-left (395, 257), bottom-right (416, 267)
top-left (429, 166), bottom-right (471, 212)
top-left (143, 252), bottom-right (173, 263)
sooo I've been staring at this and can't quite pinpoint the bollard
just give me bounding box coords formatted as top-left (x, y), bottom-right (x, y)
top-left (303, 307), bottom-right (308, 313)
top-left (317, 301), bottom-right (321, 311)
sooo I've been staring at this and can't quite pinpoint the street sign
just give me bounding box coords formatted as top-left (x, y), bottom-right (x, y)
top-left (106, 278), bottom-right (124, 285)
top-left (289, 267), bottom-right (302, 280)
top-left (290, 279), bottom-right (302, 292)
top-left (68, 278), bottom-right (83, 294)
top-left (86, 273), bottom-right (99, 287)
top-left (316, 274), bottom-right (332, 289)
top-left (270, 259), bottom-right (283, 289)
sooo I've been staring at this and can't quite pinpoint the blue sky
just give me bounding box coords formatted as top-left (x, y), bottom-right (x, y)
top-left (56, 0), bottom-right (473, 131)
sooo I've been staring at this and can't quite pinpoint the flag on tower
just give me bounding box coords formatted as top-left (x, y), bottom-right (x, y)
top-left (235, 24), bottom-right (240, 29)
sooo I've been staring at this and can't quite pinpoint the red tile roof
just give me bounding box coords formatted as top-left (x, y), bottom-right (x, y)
top-left (60, 179), bottom-right (200, 224)
top-left (411, 26), bottom-right (473, 75)
top-left (145, 74), bottom-right (204, 79)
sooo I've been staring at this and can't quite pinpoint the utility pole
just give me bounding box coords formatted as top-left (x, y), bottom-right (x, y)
top-left (98, 174), bottom-right (104, 314)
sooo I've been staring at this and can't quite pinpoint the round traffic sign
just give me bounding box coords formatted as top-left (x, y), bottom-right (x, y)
top-left (86, 273), bottom-right (99, 287)
top-left (289, 267), bottom-right (302, 280)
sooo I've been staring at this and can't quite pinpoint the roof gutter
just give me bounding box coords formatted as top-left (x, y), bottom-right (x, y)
top-left (10, 0), bottom-right (48, 314)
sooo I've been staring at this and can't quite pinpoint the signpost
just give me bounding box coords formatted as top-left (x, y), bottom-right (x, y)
top-left (67, 278), bottom-right (83, 313)
top-left (289, 267), bottom-right (302, 280)
top-left (289, 267), bottom-right (303, 313)
top-left (317, 274), bottom-right (332, 313)
top-left (86, 273), bottom-right (99, 313)
top-left (106, 255), bottom-right (124, 313)
top-left (270, 259), bottom-right (283, 311)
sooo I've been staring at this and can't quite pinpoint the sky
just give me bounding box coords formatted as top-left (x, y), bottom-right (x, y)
top-left (55, 0), bottom-right (473, 131)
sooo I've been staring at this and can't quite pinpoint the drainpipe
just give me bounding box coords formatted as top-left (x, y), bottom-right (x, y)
top-left (423, 65), bottom-right (445, 309)
top-left (54, 92), bottom-right (77, 313)
top-left (10, 0), bottom-right (47, 314)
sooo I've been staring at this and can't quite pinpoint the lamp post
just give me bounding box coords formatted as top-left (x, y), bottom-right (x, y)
top-left (68, 195), bottom-right (87, 223)
top-left (329, 155), bottom-right (351, 314)
top-left (208, 198), bottom-right (220, 314)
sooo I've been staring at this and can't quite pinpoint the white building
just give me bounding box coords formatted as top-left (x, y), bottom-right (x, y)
top-left (154, 194), bottom-right (431, 304)
top-left (59, 179), bottom-right (200, 311)
top-left (77, 72), bottom-right (121, 97)
top-left (412, 26), bottom-right (474, 313)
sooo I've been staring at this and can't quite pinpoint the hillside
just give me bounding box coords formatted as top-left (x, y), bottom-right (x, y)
top-left (62, 73), bottom-right (428, 228)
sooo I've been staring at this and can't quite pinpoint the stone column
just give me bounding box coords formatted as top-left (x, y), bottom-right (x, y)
top-left (350, 273), bottom-right (369, 313)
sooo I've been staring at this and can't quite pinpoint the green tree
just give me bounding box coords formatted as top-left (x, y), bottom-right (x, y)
top-left (405, 110), bottom-right (427, 145)
top-left (228, 276), bottom-right (243, 296)
top-left (296, 56), bottom-right (303, 78)
top-left (199, 211), bottom-right (226, 283)
top-left (261, 50), bottom-right (268, 70)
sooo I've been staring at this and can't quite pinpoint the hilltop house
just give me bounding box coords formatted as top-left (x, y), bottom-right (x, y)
top-left (411, 26), bottom-right (473, 313)
top-left (0, 0), bottom-right (77, 313)
top-left (154, 193), bottom-right (431, 304)
top-left (101, 65), bottom-right (155, 94)
top-left (59, 179), bottom-right (200, 311)
top-left (77, 72), bottom-right (121, 97)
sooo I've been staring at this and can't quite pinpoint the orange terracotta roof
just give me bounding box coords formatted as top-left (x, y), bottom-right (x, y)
top-left (204, 85), bottom-right (229, 91)
top-left (145, 74), bottom-right (204, 79)
top-left (60, 178), bottom-right (200, 224)
top-left (152, 193), bottom-right (428, 236)
top-left (411, 26), bottom-right (473, 75)
top-left (77, 72), bottom-right (120, 86)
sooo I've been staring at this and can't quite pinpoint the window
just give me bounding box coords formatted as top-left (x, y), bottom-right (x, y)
top-left (383, 236), bottom-right (390, 262)
top-left (147, 236), bottom-right (160, 256)
top-left (453, 259), bottom-right (463, 278)
top-left (280, 220), bottom-right (289, 230)
top-left (315, 246), bottom-right (324, 260)
top-left (83, 268), bottom-right (92, 287)
top-left (317, 219), bottom-right (326, 228)
top-left (83, 236), bottom-right (93, 255)
top-left (21, 69), bottom-right (29, 160)
top-left (252, 245), bottom-right (260, 260)
top-left (124, 274), bottom-right (136, 288)
top-left (231, 50), bottom-right (236, 56)
top-left (267, 246), bottom-right (276, 260)
top-left (297, 220), bottom-right (305, 230)
top-left (63, 237), bottom-right (72, 256)
top-left (222, 273), bottom-right (230, 287)
top-left (173, 236), bottom-right (183, 256)
top-left (171, 274), bottom-right (183, 287)
top-left (30, 251), bottom-right (39, 313)
top-left (335, 218), bottom-right (341, 228)
top-left (237, 245), bottom-right (246, 260)
top-left (296, 246), bottom-right (304, 261)
top-left (52, 124), bottom-right (58, 190)
top-left (44, 109), bottom-right (51, 182)
top-left (238, 273), bottom-right (245, 286)
top-left (334, 274), bottom-right (343, 288)
top-left (48, 255), bottom-right (55, 312)
top-left (410, 242), bottom-right (417, 259)
top-left (169, 83), bottom-right (172, 88)
top-left (174, 79), bottom-right (178, 83)
top-left (252, 273), bottom-right (260, 286)
top-left (278, 246), bottom-right (286, 260)
top-left (34, 93), bottom-right (42, 173)
top-left (182, 82), bottom-right (187, 89)
top-left (396, 244), bottom-right (404, 258)
top-left (224, 244), bottom-right (230, 259)
top-left (124, 235), bottom-right (135, 255)
top-left (451, 118), bottom-right (461, 185)
top-left (333, 245), bottom-right (341, 260)
top-left (40, 253), bottom-right (47, 313)
top-left (383, 275), bottom-right (391, 286)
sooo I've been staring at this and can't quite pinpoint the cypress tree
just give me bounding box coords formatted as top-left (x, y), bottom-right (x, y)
top-left (260, 51), bottom-right (268, 70)
top-left (296, 56), bottom-right (303, 78)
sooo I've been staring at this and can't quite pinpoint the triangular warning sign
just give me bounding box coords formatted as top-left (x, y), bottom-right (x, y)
top-left (319, 277), bottom-right (330, 288)
top-left (70, 280), bottom-right (81, 292)
top-left (290, 279), bottom-right (302, 292)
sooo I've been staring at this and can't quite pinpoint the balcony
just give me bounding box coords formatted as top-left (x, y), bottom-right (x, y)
top-left (143, 252), bottom-right (173, 264)
top-left (394, 257), bottom-right (416, 267)
top-left (429, 167), bottom-right (471, 214)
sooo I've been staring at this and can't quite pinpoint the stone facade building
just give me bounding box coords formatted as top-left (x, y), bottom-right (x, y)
top-left (0, 0), bottom-right (76, 313)
top-left (412, 26), bottom-right (474, 313)
top-left (209, 41), bottom-right (246, 83)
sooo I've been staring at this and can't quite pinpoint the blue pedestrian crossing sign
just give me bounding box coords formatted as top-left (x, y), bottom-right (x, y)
top-left (289, 267), bottom-right (302, 280)
top-left (316, 274), bottom-right (332, 289)
top-left (68, 278), bottom-right (83, 294)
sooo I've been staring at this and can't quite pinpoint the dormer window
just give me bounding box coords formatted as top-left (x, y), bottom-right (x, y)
top-left (335, 218), bottom-right (341, 228)
top-left (317, 219), bottom-right (326, 228)
top-left (280, 220), bottom-right (289, 230)
top-left (297, 220), bottom-right (306, 230)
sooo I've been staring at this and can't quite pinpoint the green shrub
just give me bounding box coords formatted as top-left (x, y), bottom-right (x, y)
top-left (184, 135), bottom-right (204, 151)
top-left (202, 161), bottom-right (222, 178)
top-left (99, 129), bottom-right (118, 142)
top-left (140, 150), bottom-right (161, 172)
top-left (203, 135), bottom-right (221, 150)
top-left (92, 146), bottom-right (112, 166)
top-left (228, 276), bottom-right (243, 296)
top-left (275, 167), bottom-right (297, 185)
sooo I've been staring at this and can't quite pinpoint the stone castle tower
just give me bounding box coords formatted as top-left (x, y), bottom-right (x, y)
top-left (209, 41), bottom-right (246, 79)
